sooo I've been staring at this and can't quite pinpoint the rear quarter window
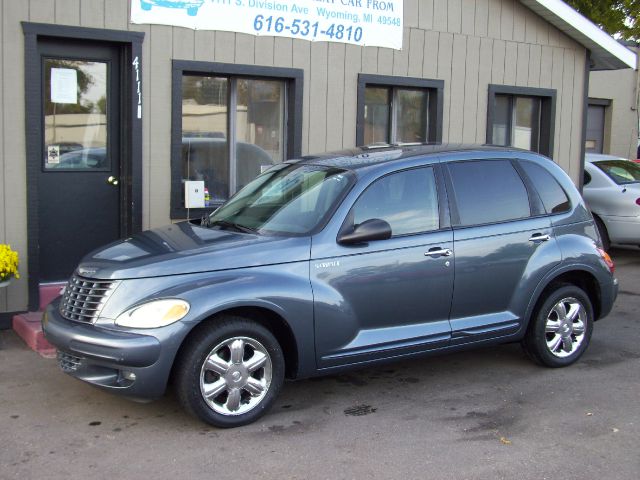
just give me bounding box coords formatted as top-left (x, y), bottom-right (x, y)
top-left (519, 161), bottom-right (571, 214)
top-left (447, 159), bottom-right (531, 226)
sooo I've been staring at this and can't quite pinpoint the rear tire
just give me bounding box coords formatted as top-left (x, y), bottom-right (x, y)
top-left (522, 285), bottom-right (593, 368)
top-left (593, 215), bottom-right (610, 252)
top-left (175, 315), bottom-right (284, 428)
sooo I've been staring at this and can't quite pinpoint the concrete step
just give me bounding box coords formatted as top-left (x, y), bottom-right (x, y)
top-left (39, 282), bottom-right (65, 311)
top-left (12, 312), bottom-right (55, 358)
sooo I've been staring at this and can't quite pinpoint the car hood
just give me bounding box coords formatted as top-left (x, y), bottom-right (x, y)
top-left (76, 222), bottom-right (311, 280)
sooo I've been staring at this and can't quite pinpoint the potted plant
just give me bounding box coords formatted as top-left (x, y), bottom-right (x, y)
top-left (0, 244), bottom-right (19, 287)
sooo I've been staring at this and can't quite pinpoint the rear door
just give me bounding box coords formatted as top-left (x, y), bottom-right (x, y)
top-left (311, 165), bottom-right (454, 368)
top-left (444, 158), bottom-right (562, 344)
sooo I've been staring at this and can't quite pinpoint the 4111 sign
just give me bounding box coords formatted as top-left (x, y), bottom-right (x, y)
top-left (131, 0), bottom-right (404, 50)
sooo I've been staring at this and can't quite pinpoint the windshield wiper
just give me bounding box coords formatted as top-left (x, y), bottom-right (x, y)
top-left (209, 219), bottom-right (257, 234)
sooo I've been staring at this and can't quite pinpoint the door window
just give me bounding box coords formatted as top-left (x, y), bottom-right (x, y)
top-left (350, 168), bottom-right (439, 236)
top-left (44, 59), bottom-right (109, 170)
top-left (448, 160), bottom-right (531, 226)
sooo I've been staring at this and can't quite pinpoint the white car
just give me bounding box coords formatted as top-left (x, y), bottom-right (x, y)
top-left (583, 153), bottom-right (640, 250)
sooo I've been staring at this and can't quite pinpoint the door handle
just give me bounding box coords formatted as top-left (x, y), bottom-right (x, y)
top-left (106, 176), bottom-right (119, 186)
top-left (424, 248), bottom-right (453, 258)
top-left (529, 233), bottom-right (551, 243)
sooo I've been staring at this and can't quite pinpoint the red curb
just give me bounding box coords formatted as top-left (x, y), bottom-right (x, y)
top-left (12, 312), bottom-right (56, 358)
top-left (39, 283), bottom-right (65, 311)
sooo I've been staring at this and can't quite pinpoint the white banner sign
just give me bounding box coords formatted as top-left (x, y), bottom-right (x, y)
top-left (131, 0), bottom-right (403, 50)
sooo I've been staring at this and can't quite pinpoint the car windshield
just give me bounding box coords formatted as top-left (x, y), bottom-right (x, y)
top-left (207, 163), bottom-right (354, 235)
top-left (594, 160), bottom-right (640, 185)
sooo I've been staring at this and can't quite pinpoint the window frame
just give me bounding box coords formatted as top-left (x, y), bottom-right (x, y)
top-left (486, 85), bottom-right (556, 158)
top-left (171, 60), bottom-right (303, 219)
top-left (356, 74), bottom-right (444, 146)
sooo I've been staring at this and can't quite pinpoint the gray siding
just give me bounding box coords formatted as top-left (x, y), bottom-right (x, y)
top-left (589, 48), bottom-right (639, 160)
top-left (0, 0), bottom-right (590, 313)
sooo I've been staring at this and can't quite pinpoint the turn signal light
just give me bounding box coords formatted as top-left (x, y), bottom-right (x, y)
top-left (597, 247), bottom-right (615, 274)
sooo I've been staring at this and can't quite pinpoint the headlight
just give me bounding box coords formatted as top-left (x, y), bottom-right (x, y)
top-left (115, 299), bottom-right (190, 329)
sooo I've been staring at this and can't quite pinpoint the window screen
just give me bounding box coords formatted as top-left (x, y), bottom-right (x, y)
top-left (448, 160), bottom-right (531, 226)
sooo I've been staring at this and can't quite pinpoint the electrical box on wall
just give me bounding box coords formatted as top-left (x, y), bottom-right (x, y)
top-left (185, 180), bottom-right (205, 209)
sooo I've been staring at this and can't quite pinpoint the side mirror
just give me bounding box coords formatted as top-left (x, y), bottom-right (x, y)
top-left (338, 218), bottom-right (392, 245)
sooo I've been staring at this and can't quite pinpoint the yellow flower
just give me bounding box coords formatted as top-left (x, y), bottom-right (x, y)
top-left (0, 244), bottom-right (19, 281)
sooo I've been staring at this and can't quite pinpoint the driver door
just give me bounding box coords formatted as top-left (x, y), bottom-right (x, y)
top-left (311, 166), bottom-right (454, 368)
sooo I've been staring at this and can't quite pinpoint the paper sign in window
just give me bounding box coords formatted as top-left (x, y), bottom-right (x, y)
top-left (51, 68), bottom-right (78, 104)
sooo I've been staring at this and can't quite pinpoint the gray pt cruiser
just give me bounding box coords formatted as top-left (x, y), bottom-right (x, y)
top-left (43, 145), bottom-right (618, 428)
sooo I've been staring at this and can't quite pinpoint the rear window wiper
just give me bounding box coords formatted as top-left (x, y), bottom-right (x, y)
top-left (209, 219), bottom-right (258, 234)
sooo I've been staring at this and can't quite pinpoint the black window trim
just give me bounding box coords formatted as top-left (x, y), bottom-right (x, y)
top-left (356, 74), bottom-right (444, 146)
top-left (171, 60), bottom-right (303, 219)
top-left (486, 85), bottom-right (556, 158)
top-left (588, 97), bottom-right (611, 107)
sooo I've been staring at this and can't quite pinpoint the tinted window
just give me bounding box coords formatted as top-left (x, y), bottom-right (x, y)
top-left (352, 168), bottom-right (439, 236)
top-left (520, 161), bottom-right (570, 214)
top-left (594, 160), bottom-right (640, 185)
top-left (583, 170), bottom-right (592, 186)
top-left (448, 160), bottom-right (530, 226)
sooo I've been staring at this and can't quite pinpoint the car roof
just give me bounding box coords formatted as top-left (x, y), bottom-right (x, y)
top-left (585, 152), bottom-right (627, 163)
top-left (291, 143), bottom-right (532, 171)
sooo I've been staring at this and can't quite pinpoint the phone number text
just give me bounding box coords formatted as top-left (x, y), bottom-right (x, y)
top-left (253, 15), bottom-right (364, 42)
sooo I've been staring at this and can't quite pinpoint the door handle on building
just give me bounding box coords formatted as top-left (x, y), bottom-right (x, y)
top-left (106, 176), bottom-right (119, 186)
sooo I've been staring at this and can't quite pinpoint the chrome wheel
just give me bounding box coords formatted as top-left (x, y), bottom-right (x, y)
top-left (199, 336), bottom-right (272, 416)
top-left (545, 297), bottom-right (587, 358)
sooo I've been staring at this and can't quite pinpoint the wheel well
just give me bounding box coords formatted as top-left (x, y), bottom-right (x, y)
top-left (173, 307), bottom-right (299, 380)
top-left (535, 271), bottom-right (602, 321)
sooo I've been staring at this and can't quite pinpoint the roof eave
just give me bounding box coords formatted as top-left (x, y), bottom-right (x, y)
top-left (519, 0), bottom-right (637, 70)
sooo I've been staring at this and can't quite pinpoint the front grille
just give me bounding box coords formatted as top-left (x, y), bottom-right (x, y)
top-left (59, 275), bottom-right (119, 323)
top-left (57, 351), bottom-right (83, 373)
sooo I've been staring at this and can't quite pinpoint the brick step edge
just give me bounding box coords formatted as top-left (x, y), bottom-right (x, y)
top-left (39, 282), bottom-right (65, 311)
top-left (12, 312), bottom-right (56, 358)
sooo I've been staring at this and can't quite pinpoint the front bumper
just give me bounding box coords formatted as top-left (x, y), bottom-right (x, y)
top-left (42, 299), bottom-right (185, 400)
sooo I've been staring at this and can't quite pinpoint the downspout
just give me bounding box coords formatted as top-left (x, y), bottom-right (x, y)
top-left (578, 50), bottom-right (592, 194)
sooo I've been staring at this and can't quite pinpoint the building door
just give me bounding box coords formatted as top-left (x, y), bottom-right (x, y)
top-left (38, 40), bottom-right (122, 282)
top-left (586, 104), bottom-right (606, 154)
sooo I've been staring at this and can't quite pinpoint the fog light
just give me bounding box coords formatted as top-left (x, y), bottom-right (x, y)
top-left (122, 370), bottom-right (136, 381)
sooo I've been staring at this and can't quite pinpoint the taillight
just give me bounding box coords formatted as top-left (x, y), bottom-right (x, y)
top-left (597, 247), bottom-right (615, 274)
top-left (636, 198), bottom-right (640, 206)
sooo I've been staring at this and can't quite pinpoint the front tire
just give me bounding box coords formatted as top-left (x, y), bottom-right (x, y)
top-left (175, 316), bottom-right (284, 428)
top-left (522, 285), bottom-right (593, 368)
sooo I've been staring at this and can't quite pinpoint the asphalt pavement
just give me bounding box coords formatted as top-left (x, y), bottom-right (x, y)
top-left (1, 248), bottom-right (639, 479)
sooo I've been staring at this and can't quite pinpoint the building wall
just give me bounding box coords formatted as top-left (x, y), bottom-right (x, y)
top-left (589, 46), bottom-right (639, 160)
top-left (0, 0), bottom-right (587, 313)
